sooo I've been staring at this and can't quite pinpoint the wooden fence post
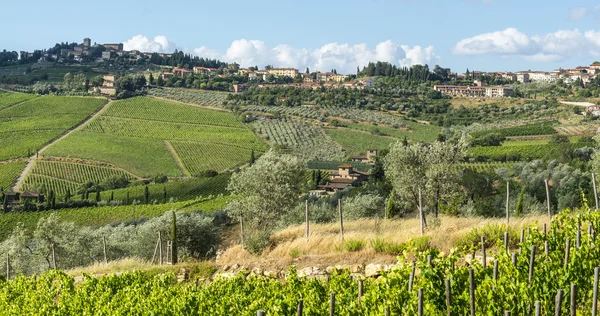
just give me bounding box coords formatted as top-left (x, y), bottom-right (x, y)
top-left (51, 243), bottom-right (57, 270)
top-left (545, 179), bottom-right (551, 220)
top-left (593, 173), bottom-right (599, 210)
top-left (506, 181), bottom-right (510, 226)
top-left (570, 283), bottom-right (577, 316)
top-left (338, 199), bottom-right (344, 242)
top-left (556, 289), bottom-right (564, 316)
top-left (329, 292), bottom-right (335, 316)
top-left (543, 223), bottom-right (547, 237)
top-left (593, 267), bottom-right (599, 316)
top-left (545, 241), bottom-right (549, 256)
top-left (469, 268), bottom-right (475, 316)
top-left (493, 260), bottom-right (498, 281)
top-left (576, 229), bottom-right (581, 249)
top-left (535, 301), bottom-right (541, 316)
top-left (257, 310), bottom-right (265, 316)
top-left (512, 252), bottom-right (517, 266)
top-left (297, 299), bottom-right (303, 316)
top-left (408, 261), bottom-right (416, 292)
top-left (418, 288), bottom-right (424, 316)
top-left (427, 255), bottom-right (433, 267)
top-left (528, 245), bottom-right (536, 286)
top-left (564, 239), bottom-right (570, 269)
top-left (520, 229), bottom-right (524, 244)
top-left (445, 278), bottom-right (452, 316)
top-left (102, 236), bottom-right (107, 264)
top-left (158, 231), bottom-right (163, 265)
top-left (358, 279), bottom-right (363, 305)
top-left (481, 236), bottom-right (486, 268)
top-left (305, 200), bottom-right (309, 242)
top-left (504, 232), bottom-right (509, 252)
top-left (419, 187), bottom-right (424, 236)
top-left (504, 311), bottom-right (510, 316)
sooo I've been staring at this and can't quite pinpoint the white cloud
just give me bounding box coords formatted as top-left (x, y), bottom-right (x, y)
top-left (400, 45), bottom-right (438, 67)
top-left (122, 34), bottom-right (175, 53)
top-left (569, 7), bottom-right (592, 21)
top-left (454, 27), bottom-right (600, 62)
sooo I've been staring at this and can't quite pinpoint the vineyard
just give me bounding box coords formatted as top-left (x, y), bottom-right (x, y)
top-left (555, 124), bottom-right (600, 136)
top-left (0, 92), bottom-right (36, 111)
top-left (147, 87), bottom-right (229, 108)
top-left (324, 127), bottom-right (399, 156)
top-left (255, 118), bottom-right (344, 161)
top-left (46, 97), bottom-right (266, 176)
top-left (0, 95), bottom-right (105, 161)
top-left (21, 159), bottom-right (135, 197)
top-left (0, 162), bottom-right (26, 191)
top-left (470, 121), bottom-right (558, 138)
top-left (470, 144), bottom-right (553, 161)
top-left (0, 210), bottom-right (598, 314)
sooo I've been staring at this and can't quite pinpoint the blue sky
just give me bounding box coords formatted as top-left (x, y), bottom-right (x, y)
top-left (4, 0), bottom-right (600, 74)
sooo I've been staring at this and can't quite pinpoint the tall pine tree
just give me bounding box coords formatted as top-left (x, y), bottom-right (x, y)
top-left (171, 211), bottom-right (178, 264)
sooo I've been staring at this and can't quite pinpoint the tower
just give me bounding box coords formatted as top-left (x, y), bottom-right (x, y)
top-left (83, 38), bottom-right (91, 48)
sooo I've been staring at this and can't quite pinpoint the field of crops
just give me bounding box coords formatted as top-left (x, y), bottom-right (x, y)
top-left (0, 201), bottom-right (198, 241)
top-left (1, 210), bottom-right (598, 314)
top-left (470, 121), bottom-right (558, 138)
top-left (0, 162), bottom-right (26, 191)
top-left (255, 118), bottom-right (344, 161)
top-left (555, 124), bottom-right (600, 136)
top-left (324, 127), bottom-right (399, 156)
top-left (147, 87), bottom-right (229, 108)
top-left (21, 160), bottom-right (134, 197)
top-left (46, 97), bottom-right (266, 176)
top-left (0, 92), bottom-right (36, 111)
top-left (0, 95), bottom-right (105, 161)
top-left (470, 144), bottom-right (553, 161)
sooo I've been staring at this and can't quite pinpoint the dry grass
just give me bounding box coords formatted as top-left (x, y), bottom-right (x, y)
top-left (218, 215), bottom-right (547, 270)
top-left (66, 258), bottom-right (215, 280)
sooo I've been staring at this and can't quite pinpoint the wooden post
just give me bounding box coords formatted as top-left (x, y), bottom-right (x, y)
top-left (512, 252), bottom-right (517, 266)
top-left (528, 245), bottom-right (536, 286)
top-left (504, 311), bottom-right (510, 316)
top-left (556, 289), bottom-right (564, 316)
top-left (408, 261), bottom-right (416, 292)
top-left (593, 173), bottom-right (599, 210)
top-left (158, 231), bottom-right (163, 265)
top-left (535, 301), bottom-right (541, 316)
top-left (506, 181), bottom-right (510, 226)
top-left (305, 200), bottom-right (309, 242)
top-left (469, 268), bottom-right (475, 316)
top-left (329, 292), bottom-right (335, 316)
top-left (5, 254), bottom-right (9, 280)
top-left (102, 236), bottom-right (107, 264)
top-left (564, 239), bottom-right (570, 269)
top-left (504, 231), bottom-right (509, 252)
top-left (593, 267), bottom-right (599, 316)
top-left (543, 223), bottom-right (547, 238)
top-left (338, 199), bottom-right (344, 242)
top-left (384, 307), bottom-right (390, 316)
top-left (418, 288), bottom-right (424, 316)
top-left (297, 299), bottom-right (303, 316)
top-left (570, 283), bottom-right (577, 316)
top-left (493, 260), bottom-right (498, 281)
top-left (576, 229), bottom-right (581, 249)
top-left (519, 229), bottom-right (524, 244)
top-left (257, 310), bottom-right (265, 316)
top-left (358, 279), bottom-right (363, 305)
top-left (545, 241), bottom-right (549, 256)
top-left (481, 236), bottom-right (486, 268)
top-left (240, 216), bottom-right (245, 248)
top-left (427, 255), bottom-right (433, 267)
top-left (445, 278), bottom-right (452, 316)
top-left (51, 243), bottom-right (57, 270)
top-left (545, 179), bottom-right (551, 220)
top-left (418, 187), bottom-right (424, 236)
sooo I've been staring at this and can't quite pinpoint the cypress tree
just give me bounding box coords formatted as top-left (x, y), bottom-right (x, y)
top-left (515, 187), bottom-right (525, 216)
top-left (171, 211), bottom-right (178, 264)
top-left (50, 191), bottom-right (56, 209)
top-left (385, 188), bottom-right (396, 219)
top-left (316, 169), bottom-right (322, 186)
top-left (250, 150), bottom-right (255, 165)
top-left (3, 195), bottom-right (7, 212)
top-left (403, 136), bottom-right (408, 147)
top-left (144, 186), bottom-right (149, 204)
top-left (110, 191), bottom-right (114, 202)
top-left (95, 187), bottom-right (101, 202)
top-left (163, 187), bottom-right (167, 203)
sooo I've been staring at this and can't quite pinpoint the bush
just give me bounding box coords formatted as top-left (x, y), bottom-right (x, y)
top-left (152, 174), bottom-right (169, 184)
top-left (370, 238), bottom-right (407, 255)
top-left (344, 239), bottom-right (365, 252)
top-left (409, 236), bottom-right (431, 252)
top-left (454, 223), bottom-right (517, 250)
top-left (100, 175), bottom-right (130, 190)
top-left (244, 230), bottom-right (272, 255)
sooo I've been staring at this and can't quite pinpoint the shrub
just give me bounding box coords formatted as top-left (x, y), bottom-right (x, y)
top-left (100, 175), bottom-right (130, 190)
top-left (409, 236), bottom-right (431, 252)
top-left (454, 223), bottom-right (517, 249)
top-left (152, 174), bottom-right (169, 184)
top-left (344, 239), bottom-right (366, 252)
top-left (289, 247), bottom-right (304, 258)
top-left (244, 230), bottom-right (272, 255)
top-left (370, 238), bottom-right (407, 255)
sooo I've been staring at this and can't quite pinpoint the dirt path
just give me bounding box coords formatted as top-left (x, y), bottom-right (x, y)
top-left (164, 140), bottom-right (191, 177)
top-left (12, 100), bottom-right (112, 191)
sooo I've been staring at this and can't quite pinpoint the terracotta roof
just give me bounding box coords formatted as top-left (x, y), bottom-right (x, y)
top-left (338, 164), bottom-right (353, 169)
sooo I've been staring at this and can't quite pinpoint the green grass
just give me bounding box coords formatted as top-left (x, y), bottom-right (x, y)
top-left (470, 121), bottom-right (558, 138)
top-left (180, 195), bottom-right (238, 213)
top-left (0, 201), bottom-right (197, 241)
top-left (47, 97), bottom-right (266, 176)
top-left (44, 132), bottom-right (181, 177)
top-left (0, 162), bottom-right (26, 191)
top-left (344, 121), bottom-right (440, 143)
top-left (0, 95), bottom-right (105, 160)
top-left (324, 127), bottom-right (399, 156)
top-left (0, 92), bottom-right (37, 111)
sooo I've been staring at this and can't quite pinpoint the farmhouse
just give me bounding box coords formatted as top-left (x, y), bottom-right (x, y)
top-left (350, 149), bottom-right (378, 163)
top-left (318, 164), bottom-right (369, 193)
top-left (173, 68), bottom-right (192, 78)
top-left (99, 74), bottom-right (117, 96)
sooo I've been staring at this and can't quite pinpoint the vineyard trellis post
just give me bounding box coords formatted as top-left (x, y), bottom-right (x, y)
top-left (358, 279), bottom-right (363, 305)
top-left (570, 283), bottom-right (577, 316)
top-left (545, 179), bottom-right (551, 221)
top-left (305, 200), bottom-right (309, 242)
top-left (506, 181), bottom-right (510, 226)
top-left (102, 236), bottom-right (107, 264)
top-left (329, 292), bottom-right (335, 316)
top-left (384, 307), bottom-right (390, 316)
top-left (512, 252), bottom-right (517, 266)
top-left (445, 278), bottom-right (452, 316)
top-left (504, 232), bottom-right (509, 252)
top-left (257, 310), bottom-right (265, 316)
top-left (593, 267), bottom-right (599, 316)
top-left (481, 236), bottom-right (486, 268)
top-left (528, 245), bottom-right (536, 286)
top-left (469, 268), bottom-right (475, 316)
top-left (593, 173), bottom-right (599, 210)
top-left (418, 288), bottom-right (424, 316)
top-left (535, 301), bottom-right (541, 316)
top-left (556, 289), bottom-right (564, 316)
top-left (338, 199), bottom-right (344, 242)
top-left (297, 299), bottom-right (303, 316)
top-left (564, 239), bottom-right (570, 269)
top-left (493, 260), bottom-right (498, 280)
top-left (504, 311), bottom-right (510, 316)
top-left (418, 187), bottom-right (424, 236)
top-left (408, 261), bottom-right (416, 292)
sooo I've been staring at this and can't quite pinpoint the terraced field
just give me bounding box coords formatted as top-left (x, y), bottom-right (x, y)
top-left (147, 88), bottom-right (229, 108)
top-left (45, 97), bottom-right (267, 176)
top-left (0, 94), bottom-right (105, 161)
top-left (0, 161), bottom-right (26, 191)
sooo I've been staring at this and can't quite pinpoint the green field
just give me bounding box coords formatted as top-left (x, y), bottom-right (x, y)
top-left (324, 127), bottom-right (400, 156)
top-left (470, 121), bottom-right (558, 138)
top-left (0, 162), bottom-right (26, 191)
top-left (344, 121), bottom-right (440, 143)
top-left (0, 95), bottom-right (105, 160)
top-left (0, 92), bottom-right (37, 111)
top-left (21, 160), bottom-right (135, 197)
top-left (45, 97), bottom-right (267, 176)
top-left (148, 87), bottom-right (229, 108)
